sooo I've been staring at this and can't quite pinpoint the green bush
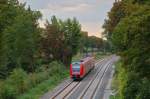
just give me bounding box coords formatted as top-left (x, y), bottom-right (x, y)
top-left (113, 61), bottom-right (150, 99)
top-left (0, 83), bottom-right (16, 99)
top-left (0, 68), bottom-right (28, 99)
top-left (7, 68), bottom-right (29, 94)
top-left (111, 61), bottom-right (127, 99)
top-left (111, 2), bottom-right (150, 99)
top-left (17, 61), bottom-right (69, 99)
top-left (0, 61), bottom-right (69, 99)
top-left (136, 79), bottom-right (150, 99)
top-left (123, 72), bottom-right (141, 99)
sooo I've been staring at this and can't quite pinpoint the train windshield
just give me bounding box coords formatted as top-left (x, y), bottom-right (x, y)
top-left (72, 62), bottom-right (80, 72)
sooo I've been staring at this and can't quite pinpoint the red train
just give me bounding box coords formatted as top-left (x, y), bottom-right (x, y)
top-left (70, 57), bottom-right (95, 80)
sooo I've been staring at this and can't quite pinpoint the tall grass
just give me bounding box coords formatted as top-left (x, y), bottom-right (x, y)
top-left (110, 61), bottom-right (127, 99)
top-left (0, 61), bottom-right (69, 99)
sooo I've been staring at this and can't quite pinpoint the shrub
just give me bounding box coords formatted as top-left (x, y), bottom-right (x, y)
top-left (112, 61), bottom-right (127, 99)
top-left (0, 61), bottom-right (69, 99)
top-left (136, 79), bottom-right (150, 99)
top-left (48, 61), bottom-right (66, 75)
top-left (7, 68), bottom-right (29, 94)
top-left (0, 68), bottom-right (29, 99)
top-left (0, 83), bottom-right (17, 99)
top-left (123, 72), bottom-right (141, 99)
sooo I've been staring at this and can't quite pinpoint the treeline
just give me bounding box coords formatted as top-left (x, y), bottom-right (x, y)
top-left (0, 0), bottom-right (42, 78)
top-left (40, 16), bottom-right (81, 66)
top-left (80, 31), bottom-right (110, 54)
top-left (103, 0), bottom-right (150, 99)
top-left (0, 0), bottom-right (82, 79)
top-left (0, 0), bottom-right (81, 98)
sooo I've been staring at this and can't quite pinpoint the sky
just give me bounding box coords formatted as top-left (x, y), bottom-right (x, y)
top-left (18, 0), bottom-right (115, 38)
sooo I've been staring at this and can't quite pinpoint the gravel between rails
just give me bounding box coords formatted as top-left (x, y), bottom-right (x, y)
top-left (93, 57), bottom-right (119, 99)
top-left (41, 79), bottom-right (73, 99)
top-left (78, 57), bottom-right (115, 99)
top-left (41, 56), bottom-right (117, 99)
top-left (65, 58), bottom-right (109, 99)
top-left (52, 57), bottom-right (109, 99)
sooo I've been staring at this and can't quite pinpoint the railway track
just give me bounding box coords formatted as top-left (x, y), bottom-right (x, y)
top-left (64, 57), bottom-right (110, 99)
top-left (67, 56), bottom-right (117, 99)
top-left (50, 57), bottom-right (108, 99)
top-left (79, 59), bottom-right (114, 99)
top-left (52, 81), bottom-right (80, 99)
top-left (49, 56), bottom-right (118, 99)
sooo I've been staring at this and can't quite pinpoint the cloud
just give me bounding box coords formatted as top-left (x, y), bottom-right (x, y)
top-left (40, 2), bottom-right (93, 13)
top-left (81, 22), bottom-right (104, 38)
top-left (56, 3), bottom-right (92, 12)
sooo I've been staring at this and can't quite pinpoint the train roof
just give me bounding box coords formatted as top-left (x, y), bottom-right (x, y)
top-left (80, 57), bottom-right (93, 62)
top-left (72, 61), bottom-right (81, 64)
top-left (71, 57), bottom-right (94, 64)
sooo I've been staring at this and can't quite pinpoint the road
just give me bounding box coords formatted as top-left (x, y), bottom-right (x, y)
top-left (41, 55), bottom-right (119, 99)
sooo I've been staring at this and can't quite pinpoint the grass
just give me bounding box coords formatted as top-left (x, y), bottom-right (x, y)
top-left (0, 61), bottom-right (69, 99)
top-left (18, 73), bottom-right (69, 99)
top-left (109, 61), bottom-right (124, 99)
top-left (110, 95), bottom-right (120, 99)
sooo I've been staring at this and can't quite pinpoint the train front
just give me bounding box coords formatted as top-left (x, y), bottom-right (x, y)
top-left (70, 62), bottom-right (83, 80)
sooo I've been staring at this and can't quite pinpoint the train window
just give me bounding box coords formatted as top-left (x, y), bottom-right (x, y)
top-left (72, 62), bottom-right (80, 72)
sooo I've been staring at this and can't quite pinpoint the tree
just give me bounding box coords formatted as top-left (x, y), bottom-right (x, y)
top-left (42, 16), bottom-right (81, 66)
top-left (112, 6), bottom-right (150, 77)
top-left (0, 0), bottom-right (20, 78)
top-left (103, 1), bottom-right (126, 40)
top-left (103, 0), bottom-right (150, 98)
top-left (111, 2), bottom-right (150, 99)
top-left (0, 0), bottom-right (42, 78)
top-left (80, 31), bottom-right (88, 54)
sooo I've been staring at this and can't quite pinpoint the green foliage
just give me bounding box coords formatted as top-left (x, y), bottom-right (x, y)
top-left (79, 31), bottom-right (88, 53)
top-left (122, 72), bottom-right (140, 99)
top-left (2, 11), bottom-right (41, 71)
top-left (0, 0), bottom-right (42, 78)
top-left (0, 0), bottom-right (82, 98)
top-left (0, 0), bottom-right (111, 98)
top-left (0, 68), bottom-right (28, 99)
top-left (136, 78), bottom-right (150, 99)
top-left (0, 61), bottom-right (69, 99)
top-left (17, 61), bottom-right (69, 99)
top-left (102, 0), bottom-right (150, 50)
top-left (112, 6), bottom-right (150, 77)
top-left (41, 16), bottom-right (81, 66)
top-left (0, 82), bottom-right (16, 99)
top-left (88, 36), bottom-right (103, 50)
top-left (111, 61), bottom-right (127, 99)
top-left (0, 0), bottom-right (19, 78)
top-left (123, 0), bottom-right (150, 5)
top-left (79, 31), bottom-right (105, 54)
top-left (122, 73), bottom-right (150, 99)
top-left (103, 1), bottom-right (126, 40)
top-left (106, 0), bottom-right (150, 99)
top-left (7, 68), bottom-right (29, 94)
